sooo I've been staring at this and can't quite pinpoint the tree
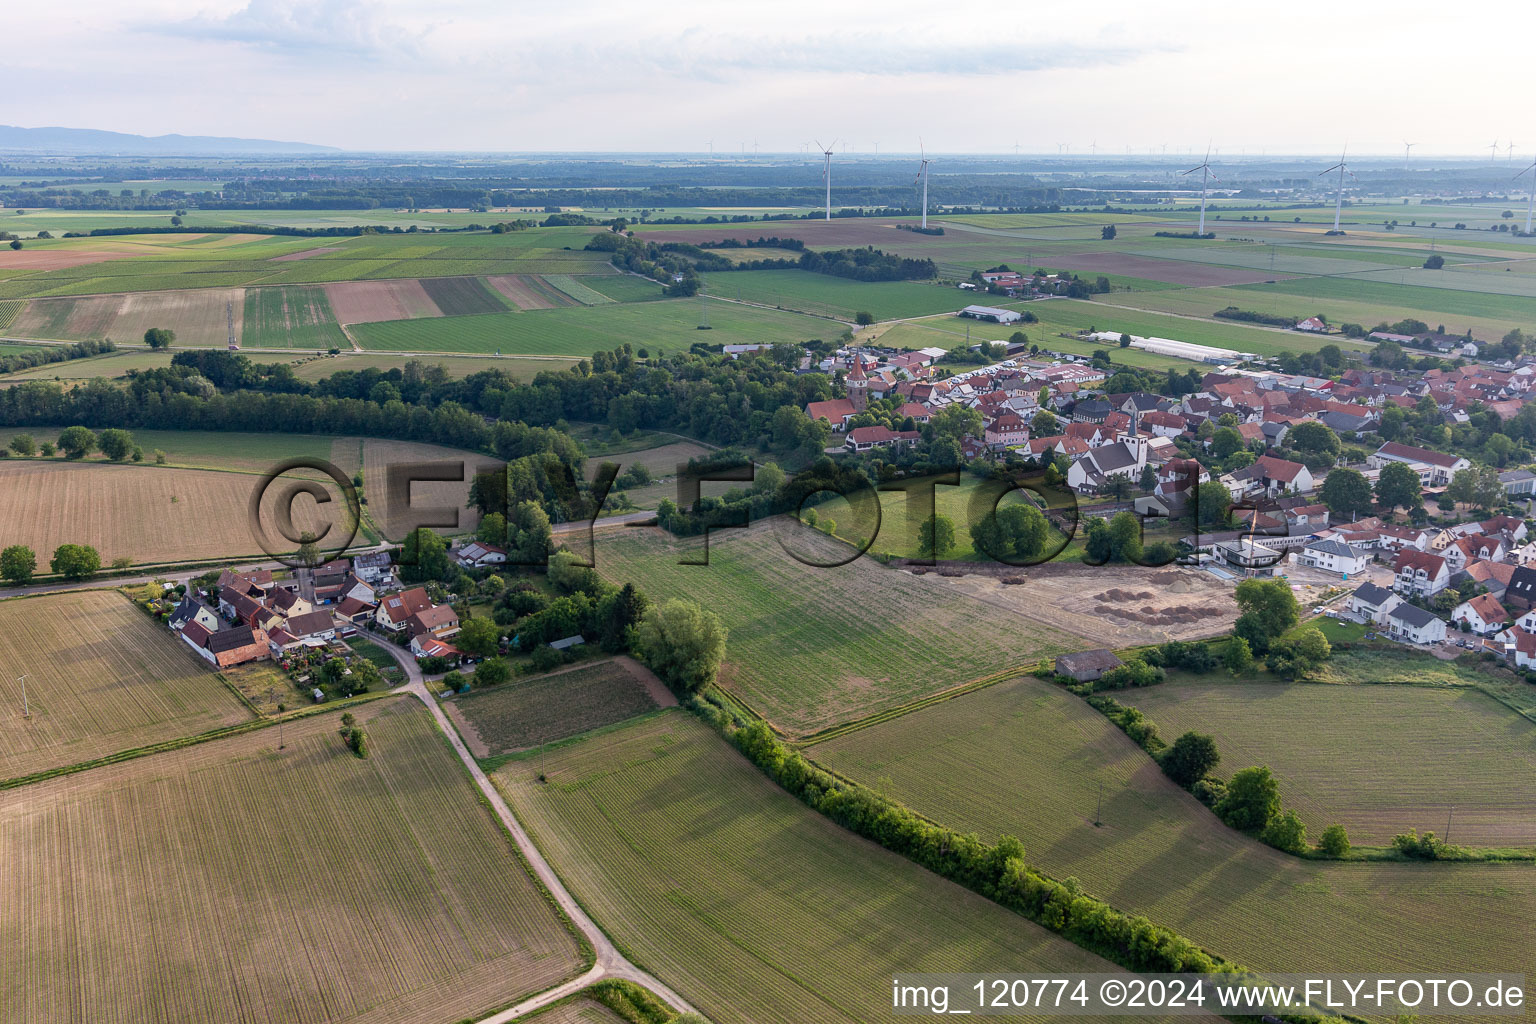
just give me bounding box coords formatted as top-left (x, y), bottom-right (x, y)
top-left (854, 311), bottom-right (874, 327)
top-left (1106, 509), bottom-right (1143, 563)
top-left (0, 544), bottom-right (36, 584)
top-left (1216, 765), bottom-right (1282, 831)
top-left (1139, 463), bottom-right (1157, 492)
top-left (1209, 427), bottom-right (1243, 460)
top-left (971, 502), bottom-right (1048, 562)
top-left (508, 500), bottom-right (553, 564)
top-left (9, 434), bottom-right (35, 457)
top-left (1261, 809), bottom-right (1307, 854)
top-left (1319, 467), bottom-right (1374, 521)
top-left (1101, 224), bottom-right (1117, 240)
top-left (1317, 823), bottom-right (1352, 857)
top-left (1118, 333), bottom-right (1132, 348)
top-left (1191, 480), bottom-right (1233, 529)
top-left (1224, 635), bottom-right (1253, 675)
top-left (456, 617), bottom-right (501, 658)
top-left (50, 543), bottom-right (101, 580)
top-left (1233, 578), bottom-right (1299, 654)
top-left (1374, 460), bottom-right (1422, 513)
top-left (918, 514), bottom-right (956, 559)
top-left (1423, 253), bottom-right (1445, 270)
top-left (929, 405), bottom-right (982, 442)
top-left (1265, 625), bottom-right (1331, 679)
top-left (597, 581), bottom-right (648, 652)
top-left (143, 327), bottom-right (176, 350)
top-left (293, 531), bottom-right (322, 568)
top-left (1160, 731), bottom-right (1221, 787)
top-left (1030, 409), bottom-right (1057, 435)
top-left (474, 657), bottom-right (511, 686)
top-left (97, 428), bottom-right (134, 462)
top-left (1287, 421), bottom-right (1339, 458)
top-left (477, 512), bottom-right (507, 546)
top-left (633, 599), bottom-right (727, 695)
top-left (401, 527), bottom-right (451, 582)
top-left (56, 426), bottom-right (96, 459)
top-left (8, 240), bottom-right (20, 251)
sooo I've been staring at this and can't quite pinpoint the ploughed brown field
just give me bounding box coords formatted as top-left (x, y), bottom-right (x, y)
top-left (323, 279), bottom-right (444, 323)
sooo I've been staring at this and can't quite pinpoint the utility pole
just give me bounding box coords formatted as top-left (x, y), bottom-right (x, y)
top-left (1445, 805), bottom-right (1454, 845)
top-left (277, 701), bottom-right (287, 749)
top-left (1094, 782), bottom-right (1103, 827)
top-left (18, 675), bottom-right (28, 718)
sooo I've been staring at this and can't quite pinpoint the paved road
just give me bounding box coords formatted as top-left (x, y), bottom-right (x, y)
top-left (364, 633), bottom-right (696, 1022)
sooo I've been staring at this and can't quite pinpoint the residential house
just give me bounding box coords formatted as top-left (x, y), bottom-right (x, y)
top-left (1298, 539), bottom-right (1369, 577)
top-left (1225, 455), bottom-right (1314, 499)
top-left (410, 634), bottom-right (463, 660)
top-left (311, 558), bottom-right (352, 603)
top-left (351, 550), bottom-right (393, 583)
top-left (284, 609), bottom-right (338, 642)
top-left (983, 412), bottom-right (1030, 448)
top-left (1384, 603), bottom-right (1448, 645)
top-left (406, 604), bottom-right (460, 640)
top-left (1393, 549), bottom-right (1450, 597)
top-left (1368, 442), bottom-right (1471, 487)
top-left (805, 398), bottom-right (857, 430)
top-left (1510, 629), bottom-right (1536, 670)
top-left (169, 596), bottom-right (220, 634)
top-left (1453, 593), bottom-right (1509, 636)
top-left (457, 541), bottom-right (508, 568)
top-left (1348, 582), bottom-right (1402, 625)
top-left (1507, 566), bottom-right (1536, 610)
top-left (222, 590), bottom-right (281, 633)
top-left (1154, 458), bottom-right (1209, 509)
top-left (1455, 559), bottom-right (1517, 601)
top-left (845, 425), bottom-right (920, 452)
top-left (1443, 534), bottom-right (1507, 574)
top-left (266, 586), bottom-right (312, 619)
top-left (376, 587), bottom-right (434, 632)
top-left (1295, 316), bottom-right (1328, 333)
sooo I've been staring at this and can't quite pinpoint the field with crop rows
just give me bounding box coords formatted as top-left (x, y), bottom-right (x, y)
top-left (704, 269), bottom-right (969, 321)
top-left (497, 711), bottom-right (1125, 1024)
top-left (360, 438), bottom-right (502, 540)
top-left (485, 274), bottom-right (581, 309)
top-left (581, 275), bottom-right (666, 303)
top-left (352, 300), bottom-right (835, 357)
top-left (242, 285), bottom-right (348, 348)
top-left (540, 275), bottom-right (613, 305)
top-left (0, 591), bottom-right (252, 780)
top-left (447, 658), bottom-right (671, 756)
top-left (593, 521), bottom-right (1076, 734)
top-left (0, 698), bottom-right (584, 1024)
top-left (419, 276), bottom-right (512, 316)
top-left (811, 675), bottom-right (1536, 982)
top-left (1124, 680), bottom-right (1536, 846)
top-left (0, 300), bottom-right (24, 331)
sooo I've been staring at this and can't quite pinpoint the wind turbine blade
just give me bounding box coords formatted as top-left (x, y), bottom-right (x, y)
top-left (1182, 165), bottom-right (1203, 175)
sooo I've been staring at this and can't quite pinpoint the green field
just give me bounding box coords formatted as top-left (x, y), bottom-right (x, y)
top-left (593, 521), bottom-right (1076, 735)
top-left (581, 275), bottom-right (667, 303)
top-left (419, 275), bottom-right (512, 316)
top-left (703, 269), bottom-right (973, 321)
top-left (288, 351), bottom-right (579, 381)
top-left (351, 299), bottom-right (837, 357)
top-left (242, 285), bottom-right (348, 348)
top-left (811, 674), bottom-right (1535, 980)
top-left (541, 275), bottom-right (614, 305)
top-left (0, 426), bottom-right (352, 475)
top-left (2, 698), bottom-right (584, 1023)
top-left (0, 301), bottom-right (25, 332)
top-left (496, 710), bottom-right (1123, 1024)
top-left (1123, 679), bottom-right (1536, 846)
top-left (449, 658), bottom-right (667, 756)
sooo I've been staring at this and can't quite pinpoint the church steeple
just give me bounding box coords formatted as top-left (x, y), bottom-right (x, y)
top-left (846, 348), bottom-right (869, 412)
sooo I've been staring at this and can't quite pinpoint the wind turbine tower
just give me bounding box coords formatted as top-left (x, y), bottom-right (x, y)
top-left (1181, 147), bottom-right (1217, 234)
top-left (1319, 148), bottom-right (1354, 232)
top-left (1404, 141), bottom-right (1416, 169)
top-left (1516, 158), bottom-right (1536, 235)
top-left (816, 139), bottom-right (836, 221)
top-left (915, 141), bottom-right (931, 229)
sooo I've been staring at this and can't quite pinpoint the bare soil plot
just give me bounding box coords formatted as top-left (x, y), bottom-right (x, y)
top-left (486, 273), bottom-right (580, 309)
top-left (0, 460), bottom-right (333, 564)
top-left (0, 698), bottom-right (584, 1024)
top-left (446, 657), bottom-right (674, 757)
top-left (0, 591), bottom-right (253, 780)
top-left (360, 438), bottom-right (502, 540)
top-left (270, 246), bottom-right (343, 261)
top-left (324, 279), bottom-right (444, 323)
top-left (1046, 251), bottom-right (1296, 286)
top-left (931, 563), bottom-right (1240, 646)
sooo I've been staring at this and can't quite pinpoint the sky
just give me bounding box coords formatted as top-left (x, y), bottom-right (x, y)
top-left (4, 0), bottom-right (1526, 156)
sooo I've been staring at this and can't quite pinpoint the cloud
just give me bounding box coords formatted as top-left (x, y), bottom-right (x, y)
top-left (152, 0), bottom-right (421, 59)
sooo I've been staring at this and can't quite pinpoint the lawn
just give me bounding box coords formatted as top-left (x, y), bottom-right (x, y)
top-left (496, 710), bottom-right (1127, 1024)
top-left (447, 657), bottom-right (671, 757)
top-left (0, 698), bottom-right (584, 1023)
top-left (702, 269), bottom-right (973, 321)
top-left (1123, 678), bottom-right (1536, 846)
top-left (0, 591), bottom-right (253, 780)
top-left (810, 674), bottom-right (1535, 980)
top-left (351, 300), bottom-right (838, 357)
top-left (592, 520), bottom-right (1077, 735)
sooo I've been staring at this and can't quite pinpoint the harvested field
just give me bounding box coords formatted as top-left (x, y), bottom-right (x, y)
top-left (324, 279), bottom-right (443, 323)
top-left (812, 675), bottom-right (1536, 986)
top-left (446, 657), bottom-right (673, 757)
top-left (0, 249), bottom-right (129, 272)
top-left (588, 439), bottom-right (711, 479)
top-left (9, 294), bottom-right (121, 340)
top-left (419, 275), bottom-right (511, 316)
top-left (0, 590), bottom-right (253, 780)
top-left (360, 438), bottom-right (502, 540)
top-left (269, 246), bottom-right (343, 261)
top-left (113, 286), bottom-right (246, 347)
top-left (1046, 250), bottom-right (1296, 286)
top-left (931, 564), bottom-right (1239, 644)
top-left (0, 460), bottom-right (335, 564)
top-left (1126, 679), bottom-right (1536, 846)
top-left (0, 698), bottom-right (584, 1024)
top-left (242, 285), bottom-right (347, 348)
top-left (594, 520), bottom-right (1076, 735)
top-left (497, 711), bottom-right (1140, 1024)
top-left (486, 273), bottom-right (580, 309)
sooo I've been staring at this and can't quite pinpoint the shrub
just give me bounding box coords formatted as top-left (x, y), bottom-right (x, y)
top-left (1260, 809), bottom-right (1307, 854)
top-left (1094, 659), bottom-right (1163, 691)
top-left (1318, 823), bottom-right (1350, 857)
top-left (1159, 731), bottom-right (1221, 787)
top-left (1191, 778), bottom-right (1227, 807)
top-left (1215, 765), bottom-right (1281, 832)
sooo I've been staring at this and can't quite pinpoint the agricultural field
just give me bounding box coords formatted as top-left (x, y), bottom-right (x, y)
top-left (540, 275), bottom-right (614, 305)
top-left (419, 275), bottom-right (512, 316)
top-left (702, 269), bottom-right (970, 321)
top-left (324, 279), bottom-right (444, 323)
top-left (445, 657), bottom-right (673, 757)
top-left (0, 698), bottom-right (584, 1024)
top-left (360, 437), bottom-right (502, 540)
top-left (0, 349), bottom-right (183, 382)
top-left (242, 285), bottom-right (348, 348)
top-left (811, 674), bottom-right (1536, 980)
top-left (0, 427), bottom-right (350, 475)
top-left (0, 591), bottom-right (253, 780)
top-left (289, 351), bottom-right (579, 382)
top-left (596, 439), bottom-right (712, 509)
top-left (351, 300), bottom-right (836, 358)
top-left (1123, 679), bottom-right (1536, 846)
top-left (486, 274), bottom-right (582, 309)
top-left (0, 300), bottom-right (26, 331)
top-left (0, 459), bottom-right (335, 564)
top-left (580, 275), bottom-right (666, 303)
top-left (6, 288), bottom-right (247, 347)
top-left (529, 1000), bottom-right (627, 1024)
top-left (497, 711), bottom-right (1132, 1024)
top-left (593, 521), bottom-right (1077, 735)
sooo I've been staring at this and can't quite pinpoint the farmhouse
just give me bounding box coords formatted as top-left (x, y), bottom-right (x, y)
top-left (958, 304), bottom-right (1021, 325)
top-left (1452, 593), bottom-right (1508, 636)
top-left (1054, 649), bottom-right (1122, 682)
top-left (183, 623), bottom-right (270, 668)
top-left (1383, 603), bottom-right (1448, 646)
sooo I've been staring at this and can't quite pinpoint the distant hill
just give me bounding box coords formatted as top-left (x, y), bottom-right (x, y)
top-left (0, 125), bottom-right (339, 155)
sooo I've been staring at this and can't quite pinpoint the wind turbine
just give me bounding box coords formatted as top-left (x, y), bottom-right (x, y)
top-left (1490, 140), bottom-right (1499, 162)
top-left (1319, 148), bottom-right (1355, 232)
top-left (915, 140), bottom-right (931, 229)
top-left (1404, 141), bottom-right (1416, 169)
top-left (1056, 142), bottom-right (1067, 155)
top-left (1516, 158), bottom-right (1536, 235)
top-left (1181, 147), bottom-right (1218, 234)
top-left (1508, 141), bottom-right (1517, 162)
top-left (816, 139), bottom-right (836, 221)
